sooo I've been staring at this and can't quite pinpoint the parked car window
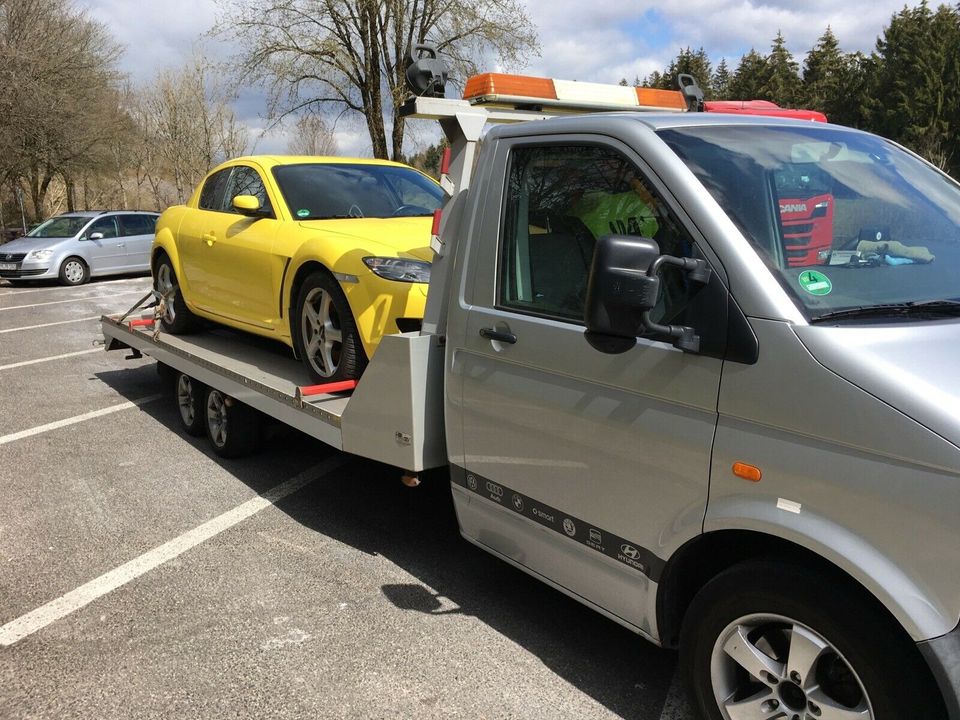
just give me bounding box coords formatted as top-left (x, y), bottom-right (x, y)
top-left (383, 173), bottom-right (441, 211)
top-left (86, 216), bottom-right (119, 239)
top-left (27, 215), bottom-right (90, 238)
top-left (226, 166), bottom-right (273, 215)
top-left (119, 214), bottom-right (157, 236)
top-left (272, 163), bottom-right (443, 220)
top-left (198, 168), bottom-right (232, 211)
top-left (499, 144), bottom-right (697, 323)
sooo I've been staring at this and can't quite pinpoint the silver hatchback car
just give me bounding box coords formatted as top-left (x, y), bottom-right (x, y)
top-left (0, 210), bottom-right (160, 286)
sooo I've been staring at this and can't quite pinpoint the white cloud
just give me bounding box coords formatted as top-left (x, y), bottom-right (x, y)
top-left (80, 0), bottom-right (925, 157)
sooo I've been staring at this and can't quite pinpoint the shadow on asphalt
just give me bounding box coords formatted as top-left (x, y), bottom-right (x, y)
top-left (95, 363), bottom-right (679, 720)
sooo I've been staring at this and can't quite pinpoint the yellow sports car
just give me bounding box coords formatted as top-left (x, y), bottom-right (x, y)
top-left (152, 156), bottom-right (442, 382)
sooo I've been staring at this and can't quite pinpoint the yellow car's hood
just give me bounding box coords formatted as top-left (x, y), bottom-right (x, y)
top-left (297, 216), bottom-right (433, 262)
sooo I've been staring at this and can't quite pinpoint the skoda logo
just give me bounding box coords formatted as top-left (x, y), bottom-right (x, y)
top-left (620, 544), bottom-right (641, 560)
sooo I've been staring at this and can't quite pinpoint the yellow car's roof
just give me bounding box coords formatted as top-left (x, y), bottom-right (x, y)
top-left (218, 155), bottom-right (412, 171)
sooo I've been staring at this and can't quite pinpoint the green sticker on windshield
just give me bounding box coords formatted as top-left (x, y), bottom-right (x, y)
top-left (296, 208), bottom-right (310, 218)
top-left (798, 270), bottom-right (833, 296)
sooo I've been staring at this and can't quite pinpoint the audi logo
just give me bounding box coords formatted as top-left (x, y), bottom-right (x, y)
top-left (485, 481), bottom-right (503, 497)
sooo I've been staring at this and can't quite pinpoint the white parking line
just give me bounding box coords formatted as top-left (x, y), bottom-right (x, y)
top-left (0, 456), bottom-right (346, 647)
top-left (0, 290), bottom-right (145, 311)
top-left (0, 316), bottom-right (100, 333)
top-left (0, 277), bottom-right (150, 297)
top-left (0, 348), bottom-right (101, 371)
top-left (0, 394), bottom-right (162, 447)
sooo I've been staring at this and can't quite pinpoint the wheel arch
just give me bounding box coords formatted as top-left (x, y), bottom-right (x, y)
top-left (656, 528), bottom-right (934, 651)
top-left (286, 259), bottom-right (336, 357)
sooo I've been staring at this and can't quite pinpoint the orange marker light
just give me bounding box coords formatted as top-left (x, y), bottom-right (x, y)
top-left (733, 462), bottom-right (762, 482)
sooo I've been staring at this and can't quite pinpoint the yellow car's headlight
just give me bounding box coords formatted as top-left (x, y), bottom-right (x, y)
top-left (363, 257), bottom-right (431, 283)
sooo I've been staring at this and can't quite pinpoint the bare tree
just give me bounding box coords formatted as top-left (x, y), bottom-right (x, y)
top-left (138, 52), bottom-right (250, 205)
top-left (215, 0), bottom-right (539, 160)
top-left (0, 0), bottom-right (126, 220)
top-left (286, 114), bottom-right (339, 155)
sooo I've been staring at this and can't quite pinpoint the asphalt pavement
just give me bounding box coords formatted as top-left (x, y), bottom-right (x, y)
top-left (0, 274), bottom-right (695, 719)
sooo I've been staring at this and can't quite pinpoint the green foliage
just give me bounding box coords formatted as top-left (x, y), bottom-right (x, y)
top-left (630, 7), bottom-right (960, 175)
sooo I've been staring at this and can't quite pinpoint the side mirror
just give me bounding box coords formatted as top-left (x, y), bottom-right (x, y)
top-left (88, 232), bottom-right (104, 241)
top-left (585, 234), bottom-right (712, 353)
top-left (232, 194), bottom-right (265, 216)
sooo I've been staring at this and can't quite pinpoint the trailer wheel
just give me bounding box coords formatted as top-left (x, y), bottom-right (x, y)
top-left (680, 561), bottom-right (944, 720)
top-left (294, 271), bottom-right (367, 382)
top-left (175, 372), bottom-right (206, 437)
top-left (203, 388), bottom-right (260, 458)
top-left (154, 255), bottom-right (197, 334)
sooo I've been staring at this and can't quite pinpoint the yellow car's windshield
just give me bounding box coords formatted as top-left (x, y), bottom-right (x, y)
top-left (272, 163), bottom-right (443, 220)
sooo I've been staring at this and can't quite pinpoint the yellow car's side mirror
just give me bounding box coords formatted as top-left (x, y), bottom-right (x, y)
top-left (233, 195), bottom-right (263, 216)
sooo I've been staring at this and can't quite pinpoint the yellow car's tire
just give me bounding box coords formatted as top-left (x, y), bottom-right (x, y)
top-left (295, 271), bottom-right (367, 383)
top-left (154, 254), bottom-right (197, 334)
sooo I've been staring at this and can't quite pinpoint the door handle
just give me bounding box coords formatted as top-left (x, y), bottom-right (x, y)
top-left (202, 233), bottom-right (216, 247)
top-left (479, 327), bottom-right (517, 344)
top-left (116, 242), bottom-right (126, 248)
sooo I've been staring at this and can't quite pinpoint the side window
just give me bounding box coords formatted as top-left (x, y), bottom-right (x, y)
top-left (119, 214), bottom-right (156, 236)
top-left (386, 174), bottom-right (438, 209)
top-left (226, 166), bottom-right (272, 215)
top-left (499, 144), bottom-right (697, 323)
top-left (198, 169), bottom-right (232, 211)
top-left (87, 216), bottom-right (119, 239)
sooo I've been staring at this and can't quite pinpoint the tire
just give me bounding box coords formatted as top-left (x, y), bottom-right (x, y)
top-left (59, 256), bottom-right (89, 286)
top-left (175, 372), bottom-right (206, 437)
top-left (203, 388), bottom-right (261, 458)
top-left (154, 254), bottom-right (197, 334)
top-left (294, 271), bottom-right (367, 383)
top-left (680, 561), bottom-right (945, 720)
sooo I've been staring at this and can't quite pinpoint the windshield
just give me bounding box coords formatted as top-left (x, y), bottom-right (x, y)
top-left (658, 125), bottom-right (960, 321)
top-left (27, 216), bottom-right (90, 239)
top-left (272, 163), bottom-right (443, 220)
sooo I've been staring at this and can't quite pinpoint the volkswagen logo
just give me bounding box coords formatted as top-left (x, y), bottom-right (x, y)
top-left (4, 254), bottom-right (10, 260)
top-left (620, 544), bottom-right (641, 560)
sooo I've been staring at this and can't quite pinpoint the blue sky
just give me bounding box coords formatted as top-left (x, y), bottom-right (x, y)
top-left (80, 0), bottom-right (923, 156)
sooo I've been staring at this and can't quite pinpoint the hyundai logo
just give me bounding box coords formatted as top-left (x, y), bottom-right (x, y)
top-left (620, 544), bottom-right (641, 560)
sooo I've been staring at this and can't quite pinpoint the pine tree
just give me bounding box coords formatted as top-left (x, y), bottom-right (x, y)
top-left (712, 59), bottom-right (732, 100)
top-left (868, 2), bottom-right (960, 173)
top-left (728, 49), bottom-right (767, 100)
top-left (803, 27), bottom-right (844, 110)
top-left (762, 31), bottom-right (801, 106)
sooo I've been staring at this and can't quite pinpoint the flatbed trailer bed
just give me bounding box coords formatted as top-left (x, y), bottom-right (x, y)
top-left (100, 312), bottom-right (446, 472)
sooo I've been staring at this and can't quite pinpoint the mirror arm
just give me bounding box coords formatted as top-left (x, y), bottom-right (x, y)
top-left (641, 255), bottom-right (713, 353)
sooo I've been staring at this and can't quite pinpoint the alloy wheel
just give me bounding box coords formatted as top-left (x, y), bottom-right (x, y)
top-left (206, 391), bottom-right (227, 448)
top-left (156, 263), bottom-right (177, 323)
top-left (300, 287), bottom-right (343, 378)
top-left (710, 613), bottom-right (874, 720)
top-left (177, 375), bottom-right (196, 426)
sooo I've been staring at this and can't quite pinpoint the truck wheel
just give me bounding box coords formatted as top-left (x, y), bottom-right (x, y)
top-left (59, 256), bottom-right (89, 286)
top-left (204, 388), bottom-right (261, 458)
top-left (175, 372), bottom-right (206, 436)
top-left (154, 255), bottom-right (197, 334)
top-left (680, 561), bottom-right (944, 720)
top-left (294, 272), bottom-right (367, 382)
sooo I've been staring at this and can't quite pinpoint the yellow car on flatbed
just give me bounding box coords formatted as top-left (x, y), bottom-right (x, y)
top-left (152, 155), bottom-right (442, 382)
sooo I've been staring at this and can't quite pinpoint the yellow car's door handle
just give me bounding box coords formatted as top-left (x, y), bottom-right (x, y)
top-left (202, 233), bottom-right (216, 247)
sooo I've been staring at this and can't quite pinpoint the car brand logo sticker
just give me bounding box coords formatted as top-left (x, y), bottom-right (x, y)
top-left (452, 467), bottom-right (664, 581)
top-left (297, 208), bottom-right (310, 218)
top-left (798, 270), bottom-right (832, 296)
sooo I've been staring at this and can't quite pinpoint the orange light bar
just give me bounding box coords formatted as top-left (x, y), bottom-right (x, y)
top-left (636, 87), bottom-right (687, 111)
top-left (464, 73), bottom-right (558, 102)
top-left (732, 462), bottom-right (763, 482)
top-left (463, 72), bottom-right (688, 113)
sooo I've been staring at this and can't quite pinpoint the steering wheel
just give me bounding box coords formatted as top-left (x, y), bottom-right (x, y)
top-left (348, 204), bottom-right (364, 218)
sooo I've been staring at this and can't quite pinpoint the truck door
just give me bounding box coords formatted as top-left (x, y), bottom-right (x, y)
top-left (452, 139), bottom-right (725, 632)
